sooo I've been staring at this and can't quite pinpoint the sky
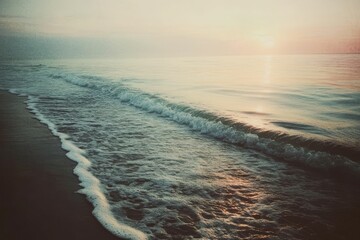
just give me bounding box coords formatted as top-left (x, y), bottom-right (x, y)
top-left (0, 0), bottom-right (360, 58)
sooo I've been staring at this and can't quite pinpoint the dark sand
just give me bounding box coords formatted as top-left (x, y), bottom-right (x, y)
top-left (0, 91), bottom-right (119, 240)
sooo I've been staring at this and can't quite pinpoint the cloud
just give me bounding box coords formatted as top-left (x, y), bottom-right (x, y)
top-left (1, 0), bottom-right (359, 58)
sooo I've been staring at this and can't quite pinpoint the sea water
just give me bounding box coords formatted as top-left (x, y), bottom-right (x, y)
top-left (1, 55), bottom-right (359, 239)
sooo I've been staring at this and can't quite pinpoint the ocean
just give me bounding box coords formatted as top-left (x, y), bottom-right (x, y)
top-left (1, 54), bottom-right (359, 239)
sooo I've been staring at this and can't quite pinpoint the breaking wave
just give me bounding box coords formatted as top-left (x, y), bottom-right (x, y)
top-left (8, 89), bottom-right (148, 240)
top-left (48, 72), bottom-right (360, 180)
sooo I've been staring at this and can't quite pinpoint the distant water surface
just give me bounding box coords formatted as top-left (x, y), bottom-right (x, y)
top-left (1, 54), bottom-right (359, 239)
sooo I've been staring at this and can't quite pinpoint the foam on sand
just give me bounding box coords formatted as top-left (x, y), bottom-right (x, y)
top-left (20, 91), bottom-right (148, 240)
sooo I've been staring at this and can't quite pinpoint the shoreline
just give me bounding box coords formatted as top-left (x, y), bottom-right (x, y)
top-left (0, 91), bottom-right (120, 240)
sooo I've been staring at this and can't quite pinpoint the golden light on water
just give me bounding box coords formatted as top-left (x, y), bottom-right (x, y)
top-left (262, 56), bottom-right (272, 84)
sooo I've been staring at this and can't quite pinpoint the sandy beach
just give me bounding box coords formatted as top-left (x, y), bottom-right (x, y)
top-left (0, 91), bottom-right (119, 240)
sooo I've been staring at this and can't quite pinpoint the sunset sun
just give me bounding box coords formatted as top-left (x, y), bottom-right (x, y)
top-left (262, 36), bottom-right (275, 48)
top-left (258, 35), bottom-right (275, 49)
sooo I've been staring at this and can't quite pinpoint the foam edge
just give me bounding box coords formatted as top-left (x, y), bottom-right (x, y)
top-left (8, 90), bottom-right (147, 240)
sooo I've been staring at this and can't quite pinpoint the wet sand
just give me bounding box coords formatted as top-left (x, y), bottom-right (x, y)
top-left (0, 91), bottom-right (120, 240)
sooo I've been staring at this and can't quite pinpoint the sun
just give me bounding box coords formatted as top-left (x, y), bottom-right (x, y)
top-left (260, 36), bottom-right (275, 49)
top-left (254, 34), bottom-right (275, 50)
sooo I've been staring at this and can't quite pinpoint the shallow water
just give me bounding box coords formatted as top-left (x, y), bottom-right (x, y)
top-left (1, 55), bottom-right (359, 239)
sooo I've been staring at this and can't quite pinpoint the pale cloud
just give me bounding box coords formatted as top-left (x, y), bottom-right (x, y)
top-left (0, 0), bottom-right (359, 58)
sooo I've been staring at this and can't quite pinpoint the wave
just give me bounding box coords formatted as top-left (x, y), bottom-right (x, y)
top-left (10, 89), bottom-right (147, 240)
top-left (48, 72), bottom-right (360, 180)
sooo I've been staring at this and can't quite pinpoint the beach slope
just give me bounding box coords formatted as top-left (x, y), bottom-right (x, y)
top-left (0, 91), bottom-right (119, 240)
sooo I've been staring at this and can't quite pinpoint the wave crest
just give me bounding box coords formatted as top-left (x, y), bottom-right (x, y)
top-left (50, 72), bottom-right (360, 180)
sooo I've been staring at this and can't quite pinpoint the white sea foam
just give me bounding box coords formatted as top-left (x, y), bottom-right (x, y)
top-left (53, 74), bottom-right (360, 179)
top-left (8, 90), bottom-right (148, 240)
top-left (9, 88), bottom-right (17, 94)
top-left (7, 88), bottom-right (25, 96)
